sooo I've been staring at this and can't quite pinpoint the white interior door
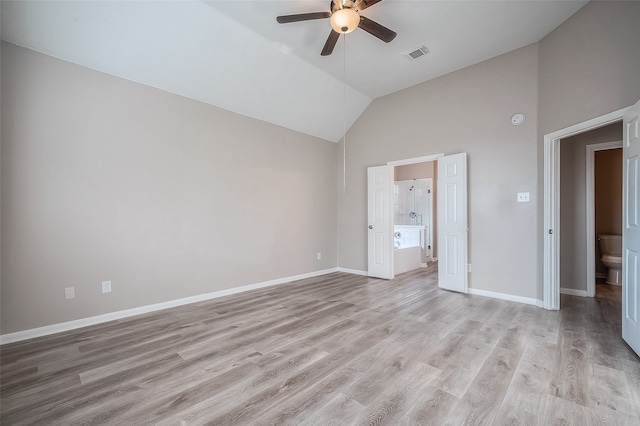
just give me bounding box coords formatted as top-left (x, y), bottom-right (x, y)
top-left (437, 153), bottom-right (468, 292)
top-left (368, 165), bottom-right (394, 279)
top-left (622, 99), bottom-right (640, 356)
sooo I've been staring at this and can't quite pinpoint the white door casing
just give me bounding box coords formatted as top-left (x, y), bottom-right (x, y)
top-left (437, 153), bottom-right (468, 293)
top-left (622, 100), bottom-right (640, 356)
top-left (418, 178), bottom-right (434, 259)
top-left (543, 106), bottom-right (630, 310)
top-left (367, 165), bottom-right (394, 279)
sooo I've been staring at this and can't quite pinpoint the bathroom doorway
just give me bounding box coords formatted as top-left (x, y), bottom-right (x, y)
top-left (545, 101), bottom-right (640, 356)
top-left (392, 161), bottom-right (437, 275)
top-left (559, 121), bottom-right (622, 299)
top-left (589, 143), bottom-right (623, 297)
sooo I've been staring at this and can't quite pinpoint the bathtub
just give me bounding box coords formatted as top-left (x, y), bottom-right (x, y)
top-left (394, 225), bottom-right (426, 274)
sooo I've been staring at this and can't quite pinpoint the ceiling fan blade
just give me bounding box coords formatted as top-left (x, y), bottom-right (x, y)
top-left (276, 12), bottom-right (331, 24)
top-left (358, 0), bottom-right (384, 10)
top-left (358, 15), bottom-right (397, 43)
top-left (321, 30), bottom-right (340, 56)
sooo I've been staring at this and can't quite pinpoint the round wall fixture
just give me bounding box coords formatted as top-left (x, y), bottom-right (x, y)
top-left (511, 113), bottom-right (526, 125)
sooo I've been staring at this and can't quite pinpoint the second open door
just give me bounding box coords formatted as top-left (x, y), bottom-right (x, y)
top-left (437, 153), bottom-right (468, 293)
top-left (622, 100), bottom-right (640, 357)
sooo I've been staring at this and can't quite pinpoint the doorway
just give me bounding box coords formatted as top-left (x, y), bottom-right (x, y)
top-left (367, 152), bottom-right (468, 293)
top-left (587, 141), bottom-right (623, 296)
top-left (393, 162), bottom-right (436, 275)
top-left (559, 122), bottom-right (622, 299)
top-left (543, 106), bottom-right (629, 310)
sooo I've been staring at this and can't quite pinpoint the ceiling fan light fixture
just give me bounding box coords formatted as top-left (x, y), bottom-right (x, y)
top-left (330, 8), bottom-right (360, 34)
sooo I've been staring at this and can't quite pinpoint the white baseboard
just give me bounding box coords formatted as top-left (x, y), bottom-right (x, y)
top-left (0, 267), bottom-right (339, 345)
top-left (336, 267), bottom-right (368, 276)
top-left (560, 287), bottom-right (588, 297)
top-left (467, 288), bottom-right (541, 307)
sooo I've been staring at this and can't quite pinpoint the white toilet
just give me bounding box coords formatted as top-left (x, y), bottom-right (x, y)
top-left (598, 234), bottom-right (622, 285)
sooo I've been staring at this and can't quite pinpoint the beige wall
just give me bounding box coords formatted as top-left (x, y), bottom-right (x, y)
top-left (595, 148), bottom-right (623, 273)
top-left (1, 42), bottom-right (338, 334)
top-left (538, 1), bottom-right (640, 298)
top-left (394, 162), bottom-right (434, 181)
top-left (595, 149), bottom-right (623, 238)
top-left (538, 1), bottom-right (640, 136)
top-left (559, 123), bottom-right (622, 291)
top-left (338, 43), bottom-right (539, 298)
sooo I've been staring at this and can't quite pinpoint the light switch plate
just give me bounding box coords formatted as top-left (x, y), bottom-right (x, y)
top-left (517, 192), bottom-right (530, 202)
top-left (65, 287), bottom-right (75, 300)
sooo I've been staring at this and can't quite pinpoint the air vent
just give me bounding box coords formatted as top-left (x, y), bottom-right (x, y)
top-left (404, 45), bottom-right (429, 60)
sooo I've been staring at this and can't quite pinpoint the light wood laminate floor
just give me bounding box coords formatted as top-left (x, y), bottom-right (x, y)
top-left (1, 266), bottom-right (639, 425)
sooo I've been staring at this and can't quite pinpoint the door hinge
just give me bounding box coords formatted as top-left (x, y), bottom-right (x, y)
top-left (428, 189), bottom-right (431, 193)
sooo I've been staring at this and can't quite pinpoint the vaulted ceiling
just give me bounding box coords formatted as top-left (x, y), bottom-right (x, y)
top-left (1, 1), bottom-right (588, 142)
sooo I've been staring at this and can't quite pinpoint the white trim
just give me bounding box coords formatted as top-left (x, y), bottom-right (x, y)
top-left (0, 268), bottom-right (339, 345)
top-left (387, 153), bottom-right (444, 166)
top-left (426, 178), bottom-right (434, 260)
top-left (543, 136), bottom-right (561, 310)
top-left (543, 107), bottom-right (629, 311)
top-left (560, 287), bottom-right (588, 297)
top-left (468, 288), bottom-right (540, 306)
top-left (337, 267), bottom-right (368, 276)
top-left (585, 140), bottom-right (623, 297)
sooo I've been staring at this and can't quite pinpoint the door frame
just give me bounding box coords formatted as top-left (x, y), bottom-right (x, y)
top-left (543, 107), bottom-right (630, 310)
top-left (585, 140), bottom-right (623, 297)
top-left (422, 177), bottom-right (434, 261)
top-left (387, 154), bottom-right (445, 168)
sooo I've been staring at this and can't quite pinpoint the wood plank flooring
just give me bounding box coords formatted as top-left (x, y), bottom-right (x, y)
top-left (1, 267), bottom-right (639, 425)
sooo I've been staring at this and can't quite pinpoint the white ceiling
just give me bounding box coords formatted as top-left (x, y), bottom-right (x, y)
top-left (1, 0), bottom-right (588, 142)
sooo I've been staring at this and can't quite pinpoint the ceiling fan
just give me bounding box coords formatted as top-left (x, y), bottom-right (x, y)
top-left (276, 0), bottom-right (397, 56)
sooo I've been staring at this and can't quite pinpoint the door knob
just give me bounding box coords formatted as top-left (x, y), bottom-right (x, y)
top-left (369, 225), bottom-right (373, 229)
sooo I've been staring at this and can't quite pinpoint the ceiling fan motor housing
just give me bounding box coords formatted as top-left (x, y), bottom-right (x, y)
top-left (331, 1), bottom-right (359, 13)
top-left (276, 0), bottom-right (395, 56)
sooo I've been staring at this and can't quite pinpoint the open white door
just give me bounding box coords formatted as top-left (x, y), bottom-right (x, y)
top-left (367, 165), bottom-right (394, 279)
top-left (622, 99), bottom-right (640, 356)
top-left (437, 153), bottom-right (468, 292)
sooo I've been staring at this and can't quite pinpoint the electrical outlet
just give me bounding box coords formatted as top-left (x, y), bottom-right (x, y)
top-left (517, 192), bottom-right (530, 202)
top-left (317, 252), bottom-right (322, 260)
top-left (65, 287), bottom-right (75, 300)
top-left (101, 281), bottom-right (112, 293)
